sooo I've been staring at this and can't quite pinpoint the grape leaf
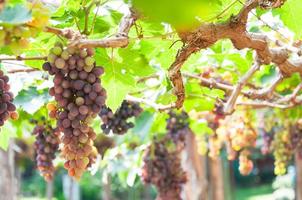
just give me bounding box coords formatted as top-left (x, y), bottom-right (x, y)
top-left (14, 87), bottom-right (50, 114)
top-left (132, 0), bottom-right (223, 29)
top-left (274, 0), bottom-right (302, 39)
top-left (102, 60), bottom-right (136, 112)
top-left (0, 4), bottom-right (32, 24)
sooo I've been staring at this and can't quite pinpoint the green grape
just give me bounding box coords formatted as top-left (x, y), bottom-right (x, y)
top-left (21, 27), bottom-right (32, 38)
top-left (79, 49), bottom-right (87, 58)
top-left (84, 57), bottom-right (95, 66)
top-left (13, 26), bottom-right (23, 37)
top-left (61, 50), bottom-right (70, 60)
top-left (18, 38), bottom-right (29, 48)
top-left (67, 47), bottom-right (76, 54)
top-left (47, 53), bottom-right (57, 63)
top-left (84, 65), bottom-right (93, 73)
top-left (52, 46), bottom-right (63, 56)
top-left (55, 58), bottom-right (66, 69)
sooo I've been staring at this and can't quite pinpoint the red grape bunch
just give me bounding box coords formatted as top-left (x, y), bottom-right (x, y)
top-left (43, 42), bottom-right (105, 180)
top-left (141, 138), bottom-right (187, 200)
top-left (31, 119), bottom-right (60, 181)
top-left (99, 100), bottom-right (143, 135)
top-left (0, 69), bottom-right (18, 127)
top-left (239, 149), bottom-right (253, 176)
top-left (166, 111), bottom-right (189, 144)
top-left (259, 128), bottom-right (274, 155)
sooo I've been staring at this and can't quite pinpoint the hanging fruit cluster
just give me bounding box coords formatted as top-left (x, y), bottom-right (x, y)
top-left (271, 126), bottom-right (293, 175)
top-left (141, 138), bottom-right (187, 200)
top-left (99, 100), bottom-right (142, 135)
top-left (166, 111), bottom-right (189, 143)
top-left (43, 42), bottom-right (105, 180)
top-left (0, 69), bottom-right (18, 127)
top-left (0, 2), bottom-right (50, 53)
top-left (31, 118), bottom-right (60, 181)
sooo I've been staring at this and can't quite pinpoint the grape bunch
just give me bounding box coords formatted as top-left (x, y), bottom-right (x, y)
top-left (31, 119), bottom-right (60, 181)
top-left (239, 149), bottom-right (253, 176)
top-left (0, 2), bottom-right (49, 53)
top-left (260, 129), bottom-right (274, 155)
top-left (141, 138), bottom-right (187, 200)
top-left (0, 69), bottom-right (18, 127)
top-left (272, 128), bottom-right (293, 175)
top-left (208, 135), bottom-right (223, 158)
top-left (216, 110), bottom-right (257, 152)
top-left (99, 100), bottom-right (143, 135)
top-left (43, 42), bottom-right (105, 180)
top-left (166, 111), bottom-right (189, 143)
top-left (0, 25), bottom-right (34, 49)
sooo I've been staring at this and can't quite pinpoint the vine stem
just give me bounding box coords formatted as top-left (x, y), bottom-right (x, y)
top-left (223, 62), bottom-right (261, 114)
top-left (126, 95), bottom-right (175, 111)
top-left (0, 56), bottom-right (47, 61)
top-left (7, 68), bottom-right (40, 73)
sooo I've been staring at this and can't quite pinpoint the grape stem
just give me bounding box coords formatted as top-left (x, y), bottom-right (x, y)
top-left (7, 68), bottom-right (40, 73)
top-left (0, 56), bottom-right (47, 61)
top-left (125, 95), bottom-right (175, 111)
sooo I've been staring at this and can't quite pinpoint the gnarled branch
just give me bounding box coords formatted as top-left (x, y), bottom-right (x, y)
top-left (167, 0), bottom-right (302, 112)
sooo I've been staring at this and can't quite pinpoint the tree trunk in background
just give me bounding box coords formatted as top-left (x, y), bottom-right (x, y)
top-left (102, 175), bottom-right (112, 200)
top-left (296, 153), bottom-right (302, 200)
top-left (46, 179), bottom-right (54, 200)
top-left (0, 140), bottom-right (16, 200)
top-left (182, 131), bottom-right (208, 200)
top-left (63, 175), bottom-right (80, 200)
top-left (209, 157), bottom-right (224, 200)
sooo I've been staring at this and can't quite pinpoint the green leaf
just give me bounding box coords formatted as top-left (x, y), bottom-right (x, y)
top-left (133, 0), bottom-right (222, 29)
top-left (0, 122), bottom-right (16, 150)
top-left (150, 112), bottom-right (168, 134)
top-left (274, 0), bottom-right (302, 38)
top-left (14, 87), bottom-right (50, 114)
top-left (93, 18), bottom-right (111, 34)
top-left (118, 44), bottom-right (155, 76)
top-left (132, 111), bottom-right (154, 138)
top-left (0, 4), bottom-right (32, 24)
top-left (190, 119), bottom-right (213, 135)
top-left (96, 50), bottom-right (136, 111)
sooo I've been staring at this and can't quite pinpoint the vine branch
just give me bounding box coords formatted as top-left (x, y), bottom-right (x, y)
top-left (0, 56), bottom-right (47, 61)
top-left (70, 8), bottom-right (139, 48)
top-left (224, 61), bottom-right (260, 114)
top-left (167, 0), bottom-right (301, 113)
top-left (126, 95), bottom-right (175, 111)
